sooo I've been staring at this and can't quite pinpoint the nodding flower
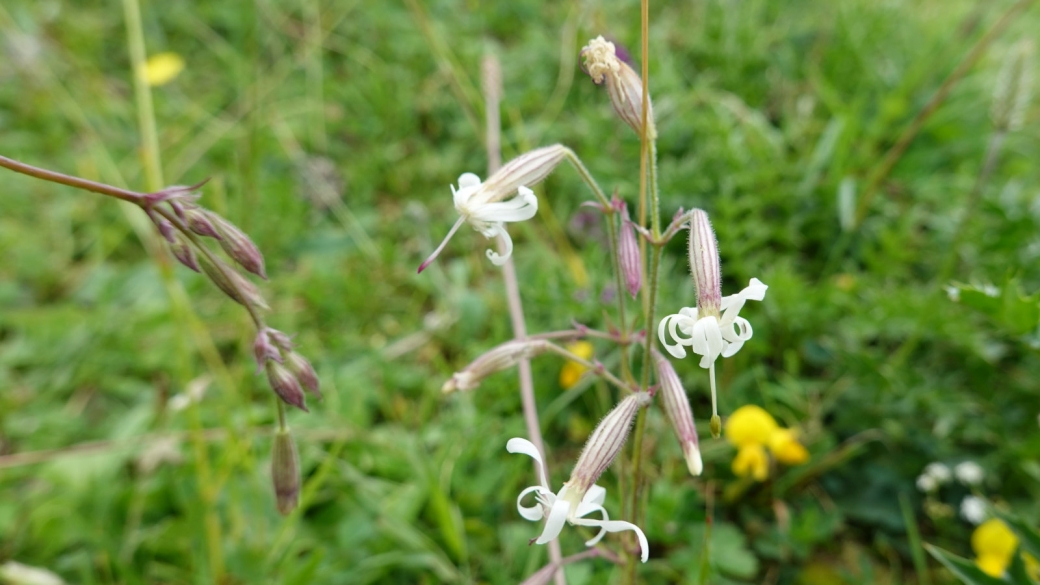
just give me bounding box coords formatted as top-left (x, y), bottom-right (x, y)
top-left (418, 145), bottom-right (568, 272)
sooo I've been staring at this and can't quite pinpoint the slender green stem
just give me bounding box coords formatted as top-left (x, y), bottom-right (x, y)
top-left (544, 342), bottom-right (632, 393)
top-left (0, 155), bottom-right (143, 202)
top-left (276, 400), bottom-right (288, 432)
top-left (564, 149), bottom-right (611, 208)
top-left (603, 212), bottom-right (633, 382)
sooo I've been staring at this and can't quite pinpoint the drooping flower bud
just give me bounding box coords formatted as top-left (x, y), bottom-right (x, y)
top-left (285, 352), bottom-right (321, 399)
top-left (654, 350), bottom-right (702, 476)
top-left (198, 253), bottom-right (269, 310)
top-left (184, 206), bottom-right (222, 240)
top-left (146, 208), bottom-right (176, 243)
top-left (992, 40), bottom-right (1034, 132)
top-left (266, 361), bottom-right (308, 411)
top-left (564, 392), bottom-right (651, 500)
top-left (688, 209), bottom-right (721, 318)
top-left (477, 145), bottom-right (569, 205)
top-left (253, 329), bottom-right (281, 372)
top-left (581, 36), bottom-right (656, 139)
top-left (208, 212), bottom-right (267, 279)
top-left (267, 329), bottom-right (294, 351)
top-left (442, 339), bottom-right (550, 393)
top-left (169, 235), bottom-right (200, 273)
top-left (615, 197), bottom-right (642, 298)
top-left (271, 428), bottom-right (300, 515)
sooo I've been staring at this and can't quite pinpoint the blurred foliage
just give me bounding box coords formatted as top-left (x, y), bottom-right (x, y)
top-left (1, 0), bottom-right (1039, 583)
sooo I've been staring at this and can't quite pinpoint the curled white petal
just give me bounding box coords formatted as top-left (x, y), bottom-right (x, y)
top-left (469, 186), bottom-right (538, 223)
top-left (536, 498), bottom-right (571, 545)
top-left (507, 437), bottom-right (549, 490)
top-left (658, 314), bottom-right (689, 359)
top-left (572, 516), bottom-right (650, 563)
top-left (484, 223), bottom-right (512, 265)
top-left (516, 485), bottom-right (549, 521)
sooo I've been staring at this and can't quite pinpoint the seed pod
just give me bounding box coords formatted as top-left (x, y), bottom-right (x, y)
top-left (271, 428), bottom-right (300, 515)
top-left (285, 352), bottom-right (321, 399)
top-left (654, 350), bottom-right (702, 476)
top-left (209, 212), bottom-right (267, 279)
top-left (581, 36), bottom-right (656, 139)
top-left (266, 361), bottom-right (308, 412)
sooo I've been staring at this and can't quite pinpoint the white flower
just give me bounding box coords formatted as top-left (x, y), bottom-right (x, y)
top-left (916, 474), bottom-right (938, 493)
top-left (507, 437), bottom-right (649, 563)
top-left (954, 461), bottom-right (985, 486)
top-left (657, 278), bottom-right (768, 367)
top-left (924, 462), bottom-right (952, 483)
top-left (418, 145), bottom-right (568, 272)
top-left (960, 496), bottom-right (987, 524)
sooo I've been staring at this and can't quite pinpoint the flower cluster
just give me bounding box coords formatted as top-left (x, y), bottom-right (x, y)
top-left (724, 405), bottom-right (808, 481)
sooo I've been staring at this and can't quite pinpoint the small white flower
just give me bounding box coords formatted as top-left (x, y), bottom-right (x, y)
top-left (960, 495), bottom-right (987, 524)
top-left (916, 474), bottom-right (938, 493)
top-left (657, 278), bottom-right (768, 367)
top-left (507, 437), bottom-right (649, 562)
top-left (924, 462), bottom-right (952, 483)
top-left (954, 461), bottom-right (985, 486)
top-left (418, 145), bottom-right (568, 272)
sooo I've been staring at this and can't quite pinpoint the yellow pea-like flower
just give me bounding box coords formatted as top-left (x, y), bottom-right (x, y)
top-left (732, 444), bottom-right (769, 481)
top-left (724, 405), bottom-right (778, 449)
top-left (768, 428), bottom-right (809, 465)
top-left (972, 519), bottom-right (1018, 577)
top-left (558, 341), bottom-right (594, 389)
top-left (142, 52), bottom-right (185, 86)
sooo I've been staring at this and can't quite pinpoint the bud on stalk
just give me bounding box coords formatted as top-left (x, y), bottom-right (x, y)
top-left (253, 329), bottom-right (281, 372)
top-left (208, 212), bottom-right (268, 279)
top-left (169, 235), bottom-right (201, 273)
top-left (266, 361), bottom-right (308, 412)
top-left (442, 339), bottom-right (550, 393)
top-left (477, 145), bottom-right (568, 205)
top-left (581, 36), bottom-right (656, 139)
top-left (285, 352), bottom-right (321, 399)
top-left (199, 253), bottom-right (269, 310)
top-left (271, 428), bottom-right (300, 515)
top-left (688, 209), bottom-right (721, 318)
top-left (616, 198), bottom-right (642, 298)
top-left (654, 350), bottom-right (702, 476)
top-left (184, 206), bottom-right (222, 240)
top-left (564, 392), bottom-right (651, 500)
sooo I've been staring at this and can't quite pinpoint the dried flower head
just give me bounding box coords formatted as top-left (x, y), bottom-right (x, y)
top-left (581, 36), bottom-right (656, 139)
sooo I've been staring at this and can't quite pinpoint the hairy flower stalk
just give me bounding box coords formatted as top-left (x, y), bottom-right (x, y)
top-left (271, 428), bottom-right (300, 515)
top-left (508, 392), bottom-right (653, 563)
top-left (441, 339), bottom-right (550, 393)
top-left (418, 145), bottom-right (568, 272)
top-left (581, 36), bottom-right (656, 140)
top-left (654, 350), bottom-right (702, 476)
top-left (658, 210), bottom-right (767, 436)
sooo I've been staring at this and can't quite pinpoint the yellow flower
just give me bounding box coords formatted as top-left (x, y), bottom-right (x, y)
top-left (558, 341), bottom-right (594, 389)
top-left (972, 519), bottom-right (1017, 577)
top-left (724, 405), bottom-right (778, 449)
top-left (768, 428), bottom-right (809, 465)
top-left (732, 444), bottom-right (769, 481)
top-left (142, 52), bottom-right (185, 86)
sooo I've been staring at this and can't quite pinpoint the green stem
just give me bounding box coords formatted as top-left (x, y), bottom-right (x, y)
top-left (603, 212), bottom-right (633, 382)
top-left (544, 342), bottom-right (631, 393)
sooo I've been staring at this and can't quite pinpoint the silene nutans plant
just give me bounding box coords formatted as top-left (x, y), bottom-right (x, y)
top-left (419, 34), bottom-right (774, 581)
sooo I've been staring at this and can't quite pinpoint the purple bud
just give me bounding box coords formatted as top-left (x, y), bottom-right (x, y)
top-left (253, 329), bottom-right (281, 372)
top-left (209, 212), bottom-right (267, 279)
top-left (185, 207), bottom-right (222, 240)
top-left (617, 201), bottom-right (642, 298)
top-left (285, 352), bottom-right (321, 399)
top-left (654, 350), bottom-right (702, 476)
top-left (170, 236), bottom-right (201, 273)
top-left (267, 329), bottom-right (294, 351)
top-left (271, 429), bottom-right (300, 515)
top-left (266, 361), bottom-right (308, 412)
top-left (198, 254), bottom-right (269, 310)
top-left (688, 209), bottom-right (721, 317)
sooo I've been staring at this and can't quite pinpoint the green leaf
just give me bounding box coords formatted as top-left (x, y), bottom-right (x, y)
top-left (953, 278), bottom-right (1040, 336)
top-left (925, 544), bottom-right (1007, 585)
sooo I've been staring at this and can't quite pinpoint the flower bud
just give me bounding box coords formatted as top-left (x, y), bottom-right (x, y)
top-left (169, 235), bottom-right (200, 273)
top-left (654, 351), bottom-right (702, 476)
top-left (253, 329), bottom-right (281, 372)
top-left (266, 361), bottom-right (308, 412)
top-left (478, 145), bottom-right (568, 204)
top-left (616, 198), bottom-right (642, 298)
top-left (581, 36), bottom-right (656, 139)
top-left (710, 415), bottom-right (722, 439)
top-left (442, 339), bottom-right (549, 393)
top-left (285, 351), bottom-right (321, 399)
top-left (146, 208), bottom-right (176, 243)
top-left (267, 329), bottom-right (294, 351)
top-left (992, 40), bottom-right (1034, 132)
top-left (271, 428), bottom-right (300, 515)
top-left (199, 253), bottom-right (269, 310)
top-left (208, 212), bottom-right (267, 279)
top-left (184, 206), bottom-right (222, 240)
top-left (688, 209), bottom-right (721, 318)
top-left (565, 392), bottom-right (651, 498)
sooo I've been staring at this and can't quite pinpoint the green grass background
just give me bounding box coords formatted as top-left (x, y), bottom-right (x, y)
top-left (1, 0), bottom-right (1039, 583)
